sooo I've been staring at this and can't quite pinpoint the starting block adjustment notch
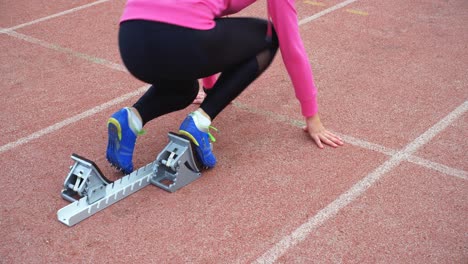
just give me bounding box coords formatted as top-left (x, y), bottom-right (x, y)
top-left (58, 162), bottom-right (155, 226)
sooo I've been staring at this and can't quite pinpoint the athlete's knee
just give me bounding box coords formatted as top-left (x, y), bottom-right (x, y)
top-left (169, 80), bottom-right (199, 109)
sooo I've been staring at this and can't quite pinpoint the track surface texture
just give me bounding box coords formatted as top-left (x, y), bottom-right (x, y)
top-left (1, 0), bottom-right (467, 263)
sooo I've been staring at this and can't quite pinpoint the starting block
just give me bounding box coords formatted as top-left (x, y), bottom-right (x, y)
top-left (57, 132), bottom-right (202, 226)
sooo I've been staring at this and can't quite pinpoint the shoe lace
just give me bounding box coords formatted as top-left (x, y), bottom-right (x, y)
top-left (207, 126), bottom-right (218, 142)
top-left (137, 129), bottom-right (146, 136)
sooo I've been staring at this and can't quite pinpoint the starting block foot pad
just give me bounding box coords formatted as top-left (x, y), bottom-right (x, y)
top-left (152, 132), bottom-right (201, 192)
top-left (57, 132), bottom-right (202, 226)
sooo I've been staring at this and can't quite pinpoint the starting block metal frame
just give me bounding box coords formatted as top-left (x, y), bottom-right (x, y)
top-left (57, 133), bottom-right (202, 226)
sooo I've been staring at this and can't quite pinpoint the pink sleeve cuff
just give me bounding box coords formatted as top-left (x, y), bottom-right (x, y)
top-left (300, 97), bottom-right (319, 117)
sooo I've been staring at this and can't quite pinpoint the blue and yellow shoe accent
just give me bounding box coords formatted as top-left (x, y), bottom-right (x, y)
top-left (106, 108), bottom-right (144, 174)
top-left (179, 114), bottom-right (217, 168)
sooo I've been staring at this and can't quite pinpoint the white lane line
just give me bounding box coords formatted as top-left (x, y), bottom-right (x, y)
top-left (253, 101), bottom-right (468, 263)
top-left (299, 0), bottom-right (359, 25)
top-left (233, 101), bottom-right (467, 179)
top-left (296, 123), bottom-right (467, 180)
top-left (334, 132), bottom-right (397, 156)
top-left (398, 102), bottom-right (467, 157)
top-left (0, 86), bottom-right (148, 154)
top-left (5, 30), bottom-right (126, 72)
top-left (407, 156), bottom-right (467, 180)
top-left (0, 0), bottom-right (111, 33)
top-left (233, 101), bottom-right (397, 156)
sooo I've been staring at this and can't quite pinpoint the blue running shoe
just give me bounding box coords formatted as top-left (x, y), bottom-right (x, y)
top-left (179, 113), bottom-right (217, 168)
top-left (106, 108), bottom-right (142, 174)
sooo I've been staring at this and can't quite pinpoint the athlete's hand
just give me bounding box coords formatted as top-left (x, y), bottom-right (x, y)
top-left (303, 114), bottom-right (344, 149)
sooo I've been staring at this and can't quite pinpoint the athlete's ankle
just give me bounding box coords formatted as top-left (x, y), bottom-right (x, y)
top-left (191, 109), bottom-right (211, 132)
top-left (125, 107), bottom-right (144, 135)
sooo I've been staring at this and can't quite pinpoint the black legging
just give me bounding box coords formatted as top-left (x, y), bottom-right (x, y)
top-left (119, 18), bottom-right (279, 125)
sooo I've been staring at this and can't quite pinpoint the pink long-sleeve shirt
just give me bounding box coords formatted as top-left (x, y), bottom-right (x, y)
top-left (121, 0), bottom-right (318, 117)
